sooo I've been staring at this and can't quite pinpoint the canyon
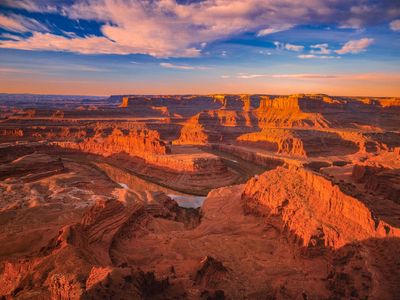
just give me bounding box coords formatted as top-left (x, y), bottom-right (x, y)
top-left (0, 93), bottom-right (399, 299)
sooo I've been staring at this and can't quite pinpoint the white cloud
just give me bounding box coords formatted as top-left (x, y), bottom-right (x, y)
top-left (272, 74), bottom-right (337, 78)
top-left (237, 73), bottom-right (267, 79)
top-left (160, 63), bottom-right (208, 70)
top-left (259, 50), bottom-right (272, 55)
top-left (339, 18), bottom-right (364, 29)
top-left (0, 1), bottom-right (398, 57)
top-left (0, 0), bottom-right (58, 13)
top-left (0, 13), bottom-right (48, 33)
top-left (0, 33), bottom-right (22, 40)
top-left (390, 20), bottom-right (400, 31)
top-left (310, 43), bottom-right (331, 54)
top-left (298, 54), bottom-right (339, 59)
top-left (273, 41), bottom-right (284, 50)
top-left (257, 24), bottom-right (293, 36)
top-left (234, 72), bottom-right (338, 79)
top-left (335, 38), bottom-right (374, 54)
top-left (274, 41), bottom-right (304, 52)
top-left (285, 43), bottom-right (304, 52)
top-left (0, 32), bottom-right (137, 54)
top-left (226, 72), bottom-right (400, 81)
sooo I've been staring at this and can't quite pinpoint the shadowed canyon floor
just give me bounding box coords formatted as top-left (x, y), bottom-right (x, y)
top-left (0, 94), bottom-right (399, 299)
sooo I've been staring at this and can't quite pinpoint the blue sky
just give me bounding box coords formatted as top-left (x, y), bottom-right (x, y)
top-left (0, 0), bottom-right (399, 96)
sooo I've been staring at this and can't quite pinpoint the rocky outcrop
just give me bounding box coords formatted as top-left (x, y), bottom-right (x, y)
top-left (0, 191), bottom-right (194, 298)
top-left (119, 96), bottom-right (130, 108)
top-left (147, 151), bottom-right (228, 173)
top-left (256, 95), bottom-right (331, 128)
top-left (0, 152), bottom-right (65, 181)
top-left (352, 164), bottom-right (400, 203)
top-left (194, 256), bottom-right (228, 288)
top-left (174, 110), bottom-right (256, 145)
top-left (174, 115), bottom-right (215, 145)
top-left (211, 144), bottom-right (285, 169)
top-left (242, 166), bottom-right (400, 249)
top-left (53, 128), bottom-right (232, 175)
top-left (57, 127), bottom-right (170, 158)
top-left (83, 266), bottom-right (169, 299)
top-left (376, 98), bottom-right (400, 108)
top-left (0, 129), bottom-right (23, 138)
top-left (237, 128), bottom-right (359, 157)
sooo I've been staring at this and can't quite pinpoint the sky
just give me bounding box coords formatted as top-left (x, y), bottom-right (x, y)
top-left (0, 0), bottom-right (399, 96)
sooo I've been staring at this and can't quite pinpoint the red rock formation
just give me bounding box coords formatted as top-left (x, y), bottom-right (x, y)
top-left (211, 144), bottom-right (285, 169)
top-left (0, 152), bottom-right (65, 181)
top-left (174, 115), bottom-right (212, 145)
top-left (57, 127), bottom-right (170, 157)
top-left (119, 96), bottom-right (129, 108)
top-left (0, 192), bottom-right (191, 298)
top-left (174, 110), bottom-right (256, 145)
top-left (194, 256), bottom-right (228, 289)
top-left (242, 166), bottom-right (400, 249)
top-left (352, 164), bottom-right (400, 203)
top-left (256, 95), bottom-right (331, 128)
top-left (237, 128), bottom-right (359, 157)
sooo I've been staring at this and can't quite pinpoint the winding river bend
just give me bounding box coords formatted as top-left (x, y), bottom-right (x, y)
top-left (94, 162), bottom-right (206, 208)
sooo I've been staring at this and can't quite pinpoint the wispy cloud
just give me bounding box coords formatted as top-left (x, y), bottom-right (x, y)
top-left (272, 74), bottom-right (337, 79)
top-left (0, 0), bottom-right (397, 57)
top-left (235, 73), bottom-right (337, 79)
top-left (230, 72), bottom-right (400, 81)
top-left (0, 13), bottom-right (48, 33)
top-left (310, 43), bottom-right (331, 55)
top-left (160, 63), bottom-right (209, 70)
top-left (257, 24), bottom-right (293, 36)
top-left (0, 67), bottom-right (36, 74)
top-left (274, 41), bottom-right (304, 52)
top-left (390, 19), bottom-right (400, 31)
top-left (237, 73), bottom-right (267, 79)
top-left (0, 0), bottom-right (58, 13)
top-left (258, 50), bottom-right (272, 55)
top-left (0, 32), bottom-right (155, 55)
top-left (298, 54), bottom-right (339, 59)
top-left (285, 43), bottom-right (304, 52)
top-left (0, 33), bottom-right (22, 41)
top-left (335, 38), bottom-right (374, 54)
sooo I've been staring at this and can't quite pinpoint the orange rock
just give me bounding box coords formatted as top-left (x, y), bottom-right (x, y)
top-left (237, 128), bottom-right (359, 157)
top-left (256, 95), bottom-right (331, 128)
top-left (56, 127), bottom-right (170, 157)
top-left (242, 166), bottom-right (400, 249)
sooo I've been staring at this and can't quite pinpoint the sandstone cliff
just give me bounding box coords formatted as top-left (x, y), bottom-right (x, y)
top-left (237, 128), bottom-right (359, 157)
top-left (174, 110), bottom-right (256, 145)
top-left (256, 95), bottom-right (331, 128)
top-left (352, 164), bottom-right (400, 204)
top-left (57, 127), bottom-right (170, 157)
top-left (242, 166), bottom-right (400, 249)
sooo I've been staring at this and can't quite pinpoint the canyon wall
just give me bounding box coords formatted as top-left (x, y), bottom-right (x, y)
top-left (56, 127), bottom-right (170, 157)
top-left (211, 144), bottom-right (285, 169)
top-left (352, 164), bottom-right (400, 203)
top-left (256, 95), bottom-right (332, 128)
top-left (242, 166), bottom-right (400, 249)
top-left (237, 128), bottom-right (359, 157)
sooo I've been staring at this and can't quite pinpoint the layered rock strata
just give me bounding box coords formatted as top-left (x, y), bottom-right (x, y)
top-left (242, 166), bottom-right (400, 249)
